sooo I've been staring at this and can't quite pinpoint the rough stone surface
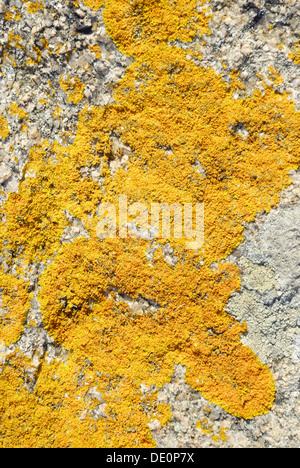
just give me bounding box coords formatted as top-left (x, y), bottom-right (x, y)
top-left (0, 0), bottom-right (299, 448)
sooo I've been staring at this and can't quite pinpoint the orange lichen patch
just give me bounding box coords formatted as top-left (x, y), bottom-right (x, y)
top-left (20, 122), bottom-right (28, 132)
top-left (37, 235), bottom-right (276, 419)
top-left (0, 27), bottom-right (44, 71)
top-left (4, 10), bottom-right (14, 21)
top-left (0, 116), bottom-right (10, 140)
top-left (184, 46), bottom-right (203, 63)
top-left (53, 107), bottom-right (62, 120)
top-left (196, 419), bottom-right (227, 442)
top-left (82, 0), bottom-right (104, 10)
top-left (47, 79), bottom-right (56, 95)
top-left (14, 10), bottom-right (22, 21)
top-left (3, 7), bottom-right (21, 21)
top-left (59, 75), bottom-right (85, 105)
top-left (0, 340), bottom-right (5, 364)
top-left (9, 102), bottom-right (28, 121)
top-left (219, 427), bottom-right (228, 442)
top-left (0, 353), bottom-right (106, 448)
top-left (97, 53), bottom-right (298, 264)
top-left (0, 33), bottom-right (25, 68)
top-left (9, 102), bottom-right (29, 131)
top-left (0, 349), bottom-right (168, 447)
top-left (103, 0), bottom-right (211, 58)
top-left (185, 328), bottom-right (276, 419)
top-left (0, 141), bottom-right (102, 265)
top-left (26, 45), bottom-right (42, 66)
top-left (289, 40), bottom-right (300, 65)
top-left (4, 6), bottom-right (22, 21)
top-left (26, 1), bottom-right (44, 14)
top-left (0, 0), bottom-right (299, 448)
top-left (196, 418), bottom-right (215, 436)
top-left (88, 44), bottom-right (102, 59)
top-left (7, 32), bottom-right (24, 51)
top-left (267, 65), bottom-right (284, 86)
top-left (0, 270), bottom-right (32, 346)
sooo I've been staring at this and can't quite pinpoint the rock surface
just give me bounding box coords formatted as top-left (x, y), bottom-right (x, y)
top-left (0, 0), bottom-right (299, 448)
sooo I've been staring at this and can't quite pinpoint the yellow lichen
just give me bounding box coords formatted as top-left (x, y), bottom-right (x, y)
top-left (0, 116), bottom-right (10, 140)
top-left (20, 122), bottom-right (28, 132)
top-left (219, 427), bottom-right (228, 442)
top-left (196, 418), bottom-right (214, 435)
top-left (26, 1), bottom-right (44, 14)
top-left (88, 44), bottom-right (102, 59)
top-left (4, 8), bottom-right (21, 21)
top-left (0, 271), bottom-right (32, 346)
top-left (0, 32), bottom-right (23, 68)
top-left (289, 40), bottom-right (300, 65)
top-left (53, 107), bottom-right (62, 120)
top-left (26, 45), bottom-right (42, 66)
top-left (4, 10), bottom-right (14, 21)
top-left (0, 0), bottom-right (299, 448)
top-left (59, 75), bottom-right (85, 105)
top-left (103, 0), bottom-right (211, 58)
top-left (9, 102), bottom-right (29, 121)
top-left (82, 0), bottom-right (104, 10)
top-left (196, 419), bottom-right (227, 443)
top-left (47, 79), bottom-right (56, 95)
top-left (14, 10), bottom-right (22, 21)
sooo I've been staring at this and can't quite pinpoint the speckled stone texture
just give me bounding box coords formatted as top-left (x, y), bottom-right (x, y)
top-left (0, 0), bottom-right (299, 448)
